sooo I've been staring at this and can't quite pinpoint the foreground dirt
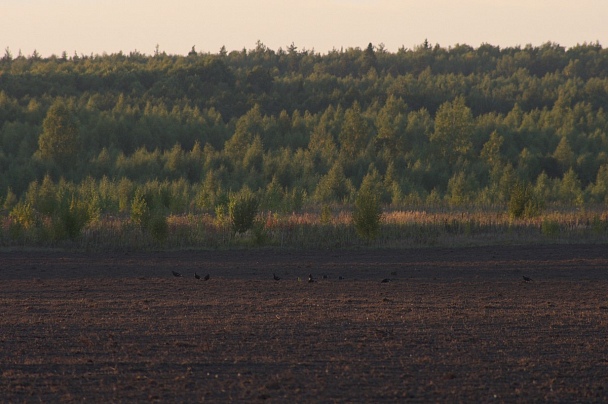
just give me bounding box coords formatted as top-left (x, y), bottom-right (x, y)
top-left (1, 244), bottom-right (608, 402)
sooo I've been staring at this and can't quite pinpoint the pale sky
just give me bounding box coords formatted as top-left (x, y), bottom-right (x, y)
top-left (2, 0), bottom-right (607, 57)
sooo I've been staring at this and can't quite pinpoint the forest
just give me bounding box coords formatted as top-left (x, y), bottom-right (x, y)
top-left (1, 40), bottom-right (608, 247)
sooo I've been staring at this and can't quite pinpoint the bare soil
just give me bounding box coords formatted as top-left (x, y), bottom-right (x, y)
top-left (1, 244), bottom-right (608, 402)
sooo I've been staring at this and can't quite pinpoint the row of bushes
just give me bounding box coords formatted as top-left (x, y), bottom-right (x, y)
top-left (2, 168), bottom-right (606, 249)
top-left (2, 179), bottom-right (608, 250)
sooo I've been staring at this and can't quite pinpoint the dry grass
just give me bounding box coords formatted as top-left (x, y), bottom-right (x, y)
top-left (2, 207), bottom-right (608, 250)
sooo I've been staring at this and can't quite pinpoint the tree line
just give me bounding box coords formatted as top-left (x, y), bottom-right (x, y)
top-left (1, 40), bottom-right (608, 223)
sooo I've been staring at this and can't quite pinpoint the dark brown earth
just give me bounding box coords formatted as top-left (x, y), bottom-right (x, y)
top-left (1, 244), bottom-right (608, 402)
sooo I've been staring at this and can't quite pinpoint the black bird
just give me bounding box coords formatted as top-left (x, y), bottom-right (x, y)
top-left (172, 271), bottom-right (182, 277)
top-left (204, 274), bottom-right (210, 281)
top-left (273, 273), bottom-right (281, 281)
top-left (308, 274), bottom-right (315, 283)
top-left (194, 272), bottom-right (201, 279)
top-left (523, 276), bottom-right (533, 282)
top-left (381, 278), bottom-right (390, 283)
top-left (339, 276), bottom-right (344, 280)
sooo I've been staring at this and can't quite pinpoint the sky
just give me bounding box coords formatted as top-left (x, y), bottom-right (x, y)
top-left (2, 0), bottom-right (608, 57)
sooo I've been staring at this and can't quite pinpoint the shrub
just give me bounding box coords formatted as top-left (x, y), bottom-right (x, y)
top-left (228, 190), bottom-right (259, 234)
top-left (353, 187), bottom-right (382, 241)
top-left (148, 213), bottom-right (169, 243)
top-left (55, 195), bottom-right (90, 240)
top-left (8, 202), bottom-right (37, 240)
top-left (320, 204), bottom-right (332, 225)
top-left (214, 204), bottom-right (228, 227)
top-left (130, 189), bottom-right (151, 227)
top-left (591, 215), bottom-right (608, 235)
top-left (9, 202), bottom-right (37, 231)
top-left (541, 219), bottom-right (560, 237)
top-left (509, 181), bottom-right (544, 219)
top-left (251, 219), bottom-right (269, 246)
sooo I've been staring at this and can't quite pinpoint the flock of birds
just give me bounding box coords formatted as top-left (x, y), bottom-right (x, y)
top-left (272, 273), bottom-right (348, 283)
top-left (172, 270), bottom-right (210, 281)
top-left (170, 270), bottom-right (343, 283)
top-left (170, 270), bottom-right (533, 283)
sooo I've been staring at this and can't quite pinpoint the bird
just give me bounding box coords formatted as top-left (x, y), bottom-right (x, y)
top-left (194, 272), bottom-right (201, 279)
top-left (381, 278), bottom-right (390, 283)
top-left (523, 276), bottom-right (533, 282)
top-left (204, 274), bottom-right (210, 281)
top-left (273, 273), bottom-right (281, 281)
top-left (339, 276), bottom-right (344, 280)
top-left (172, 271), bottom-right (182, 277)
top-left (308, 274), bottom-right (315, 283)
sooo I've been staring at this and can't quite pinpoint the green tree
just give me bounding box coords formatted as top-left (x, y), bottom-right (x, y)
top-left (553, 137), bottom-right (574, 170)
top-left (339, 101), bottom-right (369, 156)
top-left (262, 176), bottom-right (284, 212)
top-left (225, 104), bottom-right (264, 161)
top-left (374, 95), bottom-right (407, 154)
top-left (430, 96), bottom-right (473, 164)
top-left (2, 187), bottom-right (17, 212)
top-left (164, 143), bottom-right (185, 175)
top-left (559, 167), bottom-right (583, 205)
top-left (243, 135), bottom-right (264, 172)
top-left (353, 176), bottom-right (383, 242)
top-left (480, 131), bottom-right (504, 169)
top-left (589, 164), bottom-right (608, 203)
top-left (26, 174), bottom-right (58, 216)
top-left (54, 194), bottom-right (91, 240)
top-left (314, 161), bottom-right (352, 203)
top-left (361, 43), bottom-right (377, 73)
top-left (446, 171), bottom-right (477, 206)
top-left (534, 172), bottom-right (552, 203)
top-left (130, 188), bottom-right (151, 226)
top-left (37, 100), bottom-right (81, 171)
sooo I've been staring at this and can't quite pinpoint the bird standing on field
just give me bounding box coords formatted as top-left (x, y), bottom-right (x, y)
top-left (308, 274), bottom-right (315, 283)
top-left (523, 276), bottom-right (533, 282)
top-left (204, 274), bottom-right (210, 281)
top-left (195, 272), bottom-right (201, 279)
top-left (172, 271), bottom-right (182, 277)
top-left (273, 273), bottom-right (281, 281)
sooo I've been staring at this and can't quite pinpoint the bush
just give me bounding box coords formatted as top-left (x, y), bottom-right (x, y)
top-left (591, 215), bottom-right (608, 235)
top-left (55, 195), bottom-right (90, 240)
top-left (251, 219), bottom-right (269, 246)
top-left (214, 204), bottom-right (228, 227)
top-left (320, 204), bottom-right (332, 225)
top-left (353, 188), bottom-right (382, 241)
top-left (8, 202), bottom-right (37, 240)
top-left (130, 189), bottom-right (151, 227)
top-left (508, 181), bottom-right (544, 219)
top-left (541, 219), bottom-right (560, 237)
top-left (228, 190), bottom-right (259, 234)
top-left (9, 202), bottom-right (37, 231)
top-left (148, 214), bottom-right (169, 243)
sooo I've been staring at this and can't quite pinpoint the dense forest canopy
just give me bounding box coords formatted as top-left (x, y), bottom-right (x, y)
top-left (1, 40), bottom-right (608, 216)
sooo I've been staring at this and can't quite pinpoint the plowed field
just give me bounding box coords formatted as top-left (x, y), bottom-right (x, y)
top-left (2, 244), bottom-right (608, 401)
